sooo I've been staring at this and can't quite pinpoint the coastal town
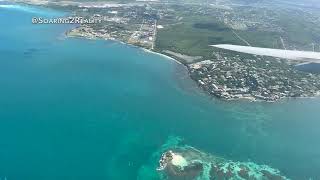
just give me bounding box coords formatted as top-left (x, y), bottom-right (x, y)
top-left (66, 3), bottom-right (159, 49)
top-left (188, 54), bottom-right (320, 101)
top-left (17, 0), bottom-right (320, 101)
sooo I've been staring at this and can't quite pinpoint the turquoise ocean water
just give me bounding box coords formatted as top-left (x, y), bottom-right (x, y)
top-left (0, 3), bottom-right (320, 180)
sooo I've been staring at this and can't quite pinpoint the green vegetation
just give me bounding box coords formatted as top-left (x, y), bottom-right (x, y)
top-left (56, 0), bottom-right (320, 101)
top-left (155, 20), bottom-right (243, 60)
top-left (234, 30), bottom-right (281, 48)
top-left (277, 12), bottom-right (320, 50)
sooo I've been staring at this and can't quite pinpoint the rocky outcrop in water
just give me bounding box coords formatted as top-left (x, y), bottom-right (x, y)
top-left (156, 137), bottom-right (289, 180)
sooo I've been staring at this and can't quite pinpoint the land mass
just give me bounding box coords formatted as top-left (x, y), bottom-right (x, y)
top-left (14, 0), bottom-right (320, 101)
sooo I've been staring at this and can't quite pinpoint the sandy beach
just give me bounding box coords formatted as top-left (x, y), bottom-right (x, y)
top-left (141, 48), bottom-right (183, 65)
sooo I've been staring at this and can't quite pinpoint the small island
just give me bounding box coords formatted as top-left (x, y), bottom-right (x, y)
top-left (138, 136), bottom-right (291, 180)
top-left (157, 148), bottom-right (289, 180)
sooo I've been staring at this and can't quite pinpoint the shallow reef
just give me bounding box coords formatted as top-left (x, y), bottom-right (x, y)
top-left (139, 136), bottom-right (289, 180)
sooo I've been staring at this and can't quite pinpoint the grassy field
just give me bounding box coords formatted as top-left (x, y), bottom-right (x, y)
top-left (277, 13), bottom-right (320, 50)
top-left (155, 8), bottom-right (320, 63)
top-left (155, 19), bottom-right (244, 60)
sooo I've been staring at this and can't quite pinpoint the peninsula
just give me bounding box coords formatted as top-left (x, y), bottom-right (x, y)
top-left (15, 0), bottom-right (320, 101)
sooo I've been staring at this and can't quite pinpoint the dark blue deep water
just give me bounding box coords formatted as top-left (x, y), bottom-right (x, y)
top-left (0, 3), bottom-right (320, 180)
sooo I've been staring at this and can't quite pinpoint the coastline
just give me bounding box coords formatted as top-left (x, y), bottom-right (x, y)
top-left (66, 29), bottom-right (183, 66)
top-left (141, 48), bottom-right (183, 65)
top-left (66, 33), bottom-right (320, 103)
top-left (35, 0), bottom-right (320, 103)
top-left (4, 3), bottom-right (320, 180)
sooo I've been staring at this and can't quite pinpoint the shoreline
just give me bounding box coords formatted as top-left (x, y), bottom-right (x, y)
top-left (66, 34), bottom-right (320, 103)
top-left (66, 30), bottom-right (183, 66)
top-left (140, 48), bottom-right (183, 65)
top-left (15, 0), bottom-right (320, 103)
